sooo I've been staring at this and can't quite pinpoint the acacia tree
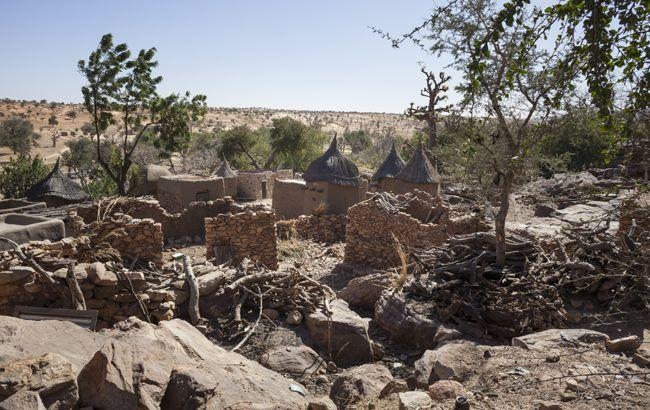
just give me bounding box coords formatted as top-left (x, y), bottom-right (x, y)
top-left (78, 33), bottom-right (207, 195)
top-left (0, 117), bottom-right (40, 155)
top-left (405, 66), bottom-right (452, 150)
top-left (48, 113), bottom-right (59, 147)
top-left (377, 0), bottom-right (577, 265)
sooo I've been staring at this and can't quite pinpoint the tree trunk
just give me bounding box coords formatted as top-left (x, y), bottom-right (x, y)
top-left (495, 172), bottom-right (512, 267)
top-left (427, 117), bottom-right (437, 150)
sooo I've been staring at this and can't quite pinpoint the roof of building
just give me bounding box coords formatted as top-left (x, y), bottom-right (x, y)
top-left (303, 136), bottom-right (361, 186)
top-left (25, 159), bottom-right (90, 202)
top-left (395, 144), bottom-right (441, 184)
top-left (371, 140), bottom-right (406, 182)
top-left (214, 159), bottom-right (237, 179)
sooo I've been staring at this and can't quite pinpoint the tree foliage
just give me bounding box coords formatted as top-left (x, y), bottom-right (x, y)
top-left (0, 155), bottom-right (49, 198)
top-left (0, 117), bottom-right (41, 155)
top-left (78, 33), bottom-right (207, 195)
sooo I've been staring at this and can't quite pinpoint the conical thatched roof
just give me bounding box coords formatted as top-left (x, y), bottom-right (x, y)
top-left (303, 136), bottom-right (361, 186)
top-left (215, 159), bottom-right (237, 179)
top-left (395, 144), bottom-right (441, 184)
top-left (371, 140), bottom-right (405, 182)
top-left (25, 159), bottom-right (89, 202)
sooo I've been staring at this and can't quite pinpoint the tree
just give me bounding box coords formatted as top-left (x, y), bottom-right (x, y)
top-left (0, 117), bottom-right (41, 155)
top-left (377, 0), bottom-right (576, 265)
top-left (405, 66), bottom-right (452, 150)
top-left (48, 113), bottom-right (59, 147)
top-left (218, 125), bottom-right (262, 169)
top-left (61, 137), bottom-right (95, 186)
top-left (343, 130), bottom-right (372, 154)
top-left (0, 155), bottom-right (49, 198)
top-left (78, 33), bottom-right (207, 195)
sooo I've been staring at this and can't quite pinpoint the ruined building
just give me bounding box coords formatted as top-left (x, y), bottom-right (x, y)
top-left (158, 174), bottom-right (225, 213)
top-left (25, 159), bottom-right (90, 207)
top-left (371, 140), bottom-right (406, 192)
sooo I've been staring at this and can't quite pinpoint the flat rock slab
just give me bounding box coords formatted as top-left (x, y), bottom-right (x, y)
top-left (512, 329), bottom-right (609, 350)
top-left (330, 363), bottom-right (392, 407)
top-left (259, 345), bottom-right (325, 375)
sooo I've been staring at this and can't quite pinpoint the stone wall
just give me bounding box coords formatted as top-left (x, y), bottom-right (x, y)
top-left (205, 210), bottom-right (278, 269)
top-left (74, 197), bottom-right (264, 243)
top-left (345, 191), bottom-right (489, 268)
top-left (237, 169), bottom-right (293, 200)
top-left (295, 214), bottom-right (347, 243)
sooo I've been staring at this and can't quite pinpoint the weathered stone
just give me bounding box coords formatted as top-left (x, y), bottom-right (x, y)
top-left (0, 266), bottom-right (33, 285)
top-left (534, 204), bottom-right (555, 217)
top-left (512, 329), bottom-right (609, 350)
top-left (262, 308), bottom-right (279, 320)
top-left (0, 389), bottom-right (46, 410)
top-left (286, 310), bottom-right (303, 325)
top-left (259, 345), bottom-right (325, 375)
top-left (147, 289), bottom-right (176, 302)
top-left (307, 397), bottom-right (337, 410)
top-left (433, 325), bottom-right (462, 345)
top-left (86, 262), bottom-right (117, 286)
top-left (398, 391), bottom-right (432, 410)
top-left (375, 290), bottom-right (439, 349)
top-left (605, 335), bottom-right (642, 352)
top-left (414, 341), bottom-right (482, 387)
top-left (329, 363), bottom-right (392, 407)
top-left (306, 299), bottom-right (374, 366)
top-left (379, 379), bottom-right (409, 398)
top-left (338, 271), bottom-right (396, 310)
top-left (0, 353), bottom-right (78, 410)
top-left (197, 271), bottom-right (227, 296)
top-left (633, 329), bottom-right (650, 367)
top-left (22, 281), bottom-right (42, 294)
top-left (428, 380), bottom-right (466, 401)
top-left (535, 400), bottom-right (566, 410)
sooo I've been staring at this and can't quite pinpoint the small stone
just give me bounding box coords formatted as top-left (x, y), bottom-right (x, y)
top-left (262, 308), bottom-right (279, 320)
top-left (23, 281), bottom-right (43, 294)
top-left (379, 379), bottom-right (409, 398)
top-left (398, 391), bottom-right (432, 410)
top-left (307, 398), bottom-right (337, 410)
top-left (428, 380), bottom-right (467, 401)
top-left (86, 262), bottom-right (117, 286)
top-left (564, 378), bottom-right (580, 392)
top-left (326, 361), bottom-right (338, 373)
top-left (536, 400), bottom-right (565, 410)
top-left (286, 310), bottom-right (302, 325)
top-left (605, 335), bottom-right (642, 353)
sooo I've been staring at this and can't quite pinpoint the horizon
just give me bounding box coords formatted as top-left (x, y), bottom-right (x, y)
top-left (0, 0), bottom-right (460, 113)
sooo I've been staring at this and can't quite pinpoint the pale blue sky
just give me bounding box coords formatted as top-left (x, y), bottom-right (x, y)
top-left (0, 0), bottom-right (458, 113)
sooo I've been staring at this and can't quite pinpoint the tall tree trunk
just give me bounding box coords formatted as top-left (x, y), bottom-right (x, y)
top-left (427, 117), bottom-right (437, 150)
top-left (495, 172), bottom-right (512, 267)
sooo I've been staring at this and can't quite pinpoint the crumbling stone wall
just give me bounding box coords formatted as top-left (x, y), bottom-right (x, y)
top-left (205, 210), bottom-right (278, 269)
top-left (74, 197), bottom-right (264, 243)
top-left (296, 214), bottom-right (347, 243)
top-left (237, 169), bottom-right (293, 200)
top-left (345, 191), bottom-right (489, 268)
top-left (158, 175), bottom-right (226, 213)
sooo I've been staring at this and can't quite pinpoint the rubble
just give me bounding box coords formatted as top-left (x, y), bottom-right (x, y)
top-left (329, 363), bottom-right (393, 407)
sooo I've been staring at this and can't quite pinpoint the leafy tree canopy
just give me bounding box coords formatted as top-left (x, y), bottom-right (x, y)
top-left (0, 117), bottom-right (41, 155)
top-left (0, 155), bottom-right (49, 198)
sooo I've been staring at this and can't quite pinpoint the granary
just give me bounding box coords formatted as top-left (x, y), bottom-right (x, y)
top-left (371, 140), bottom-right (405, 192)
top-left (237, 169), bottom-right (293, 200)
top-left (135, 164), bottom-right (171, 196)
top-left (391, 143), bottom-right (441, 196)
top-left (157, 174), bottom-right (225, 213)
top-left (301, 135), bottom-right (368, 215)
top-left (214, 159), bottom-right (238, 198)
top-left (25, 159), bottom-right (90, 207)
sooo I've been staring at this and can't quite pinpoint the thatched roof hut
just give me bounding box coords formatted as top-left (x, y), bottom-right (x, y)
top-left (396, 144), bottom-right (441, 184)
top-left (25, 159), bottom-right (89, 206)
top-left (303, 136), bottom-right (361, 186)
top-left (372, 140), bottom-right (405, 182)
top-left (214, 159), bottom-right (237, 179)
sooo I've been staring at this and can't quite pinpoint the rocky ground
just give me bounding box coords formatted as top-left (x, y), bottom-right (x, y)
top-left (0, 173), bottom-right (648, 409)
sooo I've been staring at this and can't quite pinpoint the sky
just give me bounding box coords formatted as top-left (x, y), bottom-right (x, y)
top-left (0, 0), bottom-right (456, 113)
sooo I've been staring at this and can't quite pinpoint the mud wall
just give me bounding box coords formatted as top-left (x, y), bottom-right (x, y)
top-left (158, 175), bottom-right (225, 213)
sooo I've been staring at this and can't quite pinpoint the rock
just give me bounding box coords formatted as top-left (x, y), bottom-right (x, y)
top-left (374, 290), bottom-right (439, 349)
top-left (306, 299), bottom-right (374, 366)
top-left (534, 204), bottom-right (555, 217)
top-left (259, 345), bottom-right (325, 375)
top-left (147, 289), bottom-right (176, 302)
top-left (338, 271), bottom-right (396, 310)
top-left (0, 266), bottom-right (34, 285)
top-left (428, 380), bottom-right (466, 401)
top-left (0, 389), bottom-right (46, 410)
top-left (262, 308), bottom-right (279, 320)
top-left (512, 329), bottom-right (608, 350)
top-left (414, 341), bottom-right (482, 387)
top-left (564, 377), bottom-right (581, 392)
top-left (197, 271), bottom-right (227, 296)
top-left (307, 397), bottom-right (337, 410)
top-left (286, 310), bottom-right (303, 325)
top-left (0, 353), bottom-right (78, 409)
top-left (0, 316), bottom-right (105, 373)
top-left (77, 318), bottom-right (310, 409)
top-left (535, 400), bottom-right (566, 410)
top-left (605, 335), bottom-right (642, 353)
top-left (86, 262), bottom-right (117, 286)
top-left (398, 391), bottom-right (432, 410)
top-left (633, 329), bottom-right (650, 367)
top-left (433, 325), bottom-right (462, 345)
top-left (329, 363), bottom-right (392, 407)
top-left (379, 379), bottom-right (409, 398)
top-left (22, 281), bottom-right (43, 294)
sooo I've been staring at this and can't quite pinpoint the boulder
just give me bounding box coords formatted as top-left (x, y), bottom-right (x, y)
top-left (77, 318), bottom-right (310, 409)
top-left (306, 299), bottom-right (374, 366)
top-left (0, 266), bottom-right (34, 285)
top-left (0, 389), bottom-right (46, 410)
top-left (414, 341), bottom-right (483, 387)
top-left (633, 329), bottom-right (650, 367)
top-left (512, 329), bottom-right (609, 350)
top-left (0, 316), bottom-right (105, 372)
top-left (259, 345), bottom-right (325, 375)
top-left (197, 271), bottom-right (227, 296)
top-left (307, 397), bottom-right (337, 410)
top-left (379, 379), bottom-right (409, 398)
top-left (286, 310), bottom-right (303, 325)
top-left (338, 271), bottom-right (396, 310)
top-left (0, 353), bottom-right (78, 410)
top-left (374, 290), bottom-right (439, 349)
top-left (329, 363), bottom-right (392, 407)
top-left (398, 391), bottom-right (432, 410)
top-left (428, 380), bottom-right (467, 401)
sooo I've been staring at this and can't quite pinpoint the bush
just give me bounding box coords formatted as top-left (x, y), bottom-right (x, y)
top-left (0, 155), bottom-right (50, 198)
